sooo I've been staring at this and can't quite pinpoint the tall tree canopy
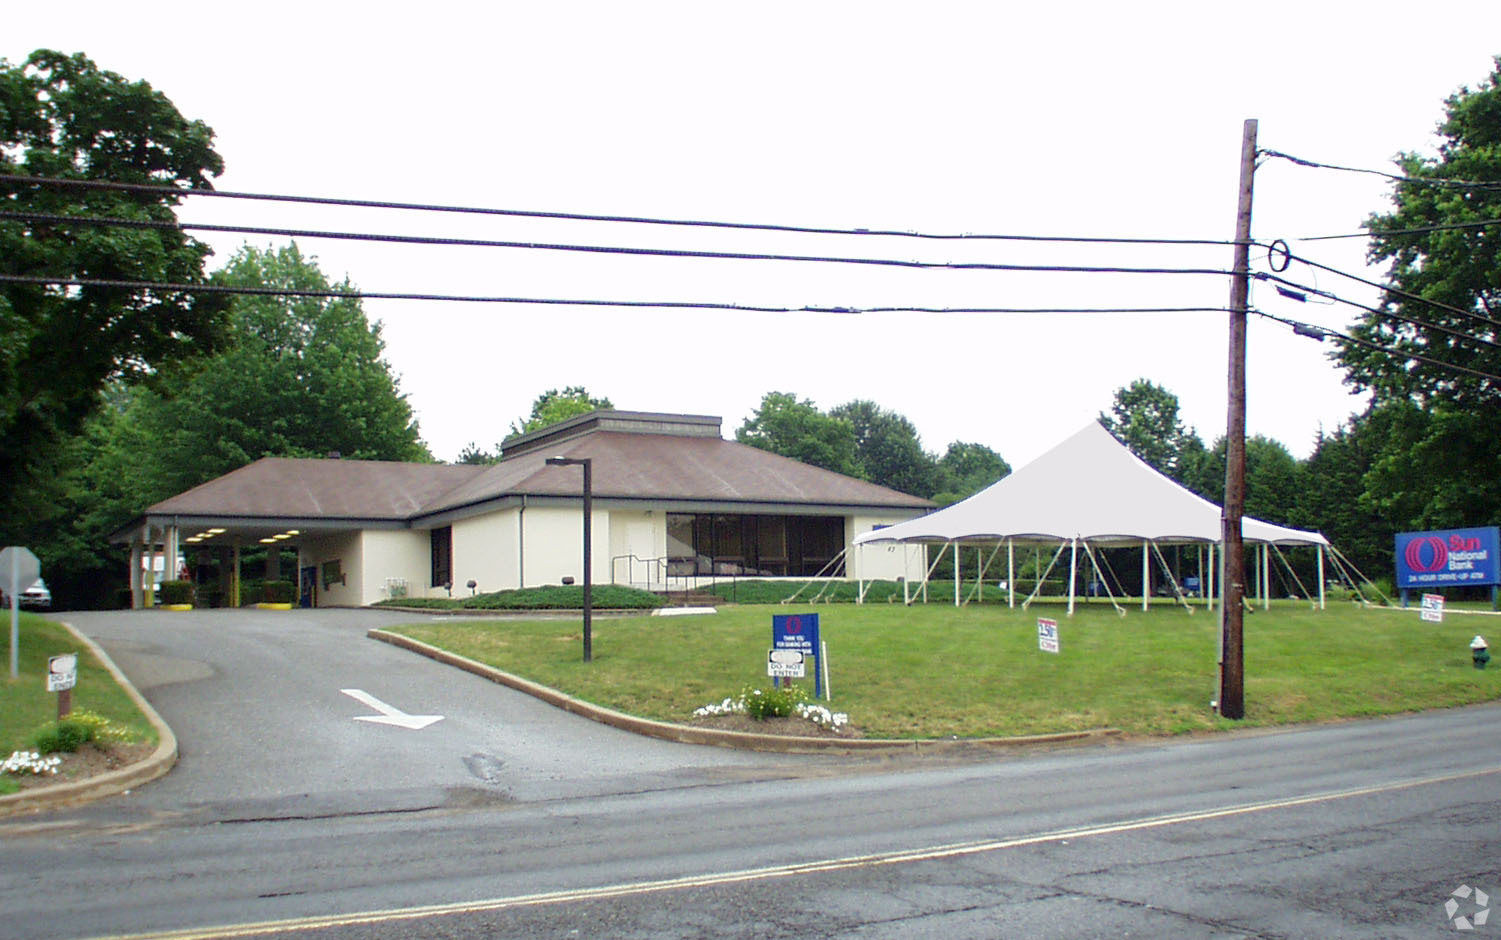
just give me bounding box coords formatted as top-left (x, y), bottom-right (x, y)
top-left (1336, 59), bottom-right (1501, 527)
top-left (931, 441), bottom-right (1010, 506)
top-left (736, 392), bottom-right (860, 477)
top-left (35, 244), bottom-right (430, 606)
top-left (0, 49), bottom-right (227, 529)
top-left (1342, 58), bottom-right (1501, 406)
top-left (514, 386), bottom-right (613, 435)
top-left (1099, 379), bottom-right (1204, 479)
top-left (124, 243), bottom-right (430, 497)
top-left (829, 400), bottom-right (935, 497)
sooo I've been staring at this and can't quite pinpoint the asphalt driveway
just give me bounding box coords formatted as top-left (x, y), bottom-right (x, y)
top-left (58, 608), bottom-right (796, 820)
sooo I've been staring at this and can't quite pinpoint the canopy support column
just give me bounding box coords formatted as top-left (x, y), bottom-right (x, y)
top-left (144, 523), bottom-right (159, 608)
top-left (129, 530), bottom-right (144, 609)
top-left (164, 525), bottom-right (179, 585)
top-left (230, 538), bottom-right (242, 609)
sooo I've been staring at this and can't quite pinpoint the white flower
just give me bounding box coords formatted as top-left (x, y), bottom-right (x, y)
top-left (2, 750), bottom-right (62, 776)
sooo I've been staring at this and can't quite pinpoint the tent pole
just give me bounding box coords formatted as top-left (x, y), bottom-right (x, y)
top-left (902, 545), bottom-right (911, 605)
top-left (953, 541), bottom-right (961, 608)
top-left (1209, 542), bottom-right (1217, 612)
top-left (1022, 543), bottom-right (1066, 609)
top-left (1067, 538), bottom-right (1078, 616)
top-left (858, 540), bottom-right (870, 606)
top-left (1007, 539), bottom-right (1015, 609)
top-left (1262, 543), bottom-right (1270, 610)
top-left (1142, 540), bottom-right (1150, 612)
top-left (1081, 542), bottom-right (1126, 616)
top-left (1317, 546), bottom-right (1326, 610)
top-left (968, 543), bottom-right (1001, 606)
top-left (1198, 545), bottom-right (1206, 609)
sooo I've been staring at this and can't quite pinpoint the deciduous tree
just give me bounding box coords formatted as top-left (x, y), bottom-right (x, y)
top-left (829, 400), bottom-right (936, 496)
top-left (1336, 59), bottom-right (1501, 531)
top-left (1099, 379), bottom-right (1203, 480)
top-left (0, 49), bottom-right (228, 533)
top-left (513, 386), bottom-right (613, 435)
top-left (736, 392), bottom-right (860, 477)
top-left (931, 441), bottom-right (1009, 506)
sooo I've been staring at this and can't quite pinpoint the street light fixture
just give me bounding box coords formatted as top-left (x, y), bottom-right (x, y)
top-left (545, 455), bottom-right (593, 662)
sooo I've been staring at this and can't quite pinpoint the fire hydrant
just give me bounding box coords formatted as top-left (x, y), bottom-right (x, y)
top-left (1472, 636), bottom-right (1490, 670)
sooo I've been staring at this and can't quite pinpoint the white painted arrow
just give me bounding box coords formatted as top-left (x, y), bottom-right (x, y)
top-left (340, 688), bottom-right (444, 730)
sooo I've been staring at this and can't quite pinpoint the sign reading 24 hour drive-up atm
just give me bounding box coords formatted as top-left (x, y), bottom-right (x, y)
top-left (1395, 527), bottom-right (1501, 589)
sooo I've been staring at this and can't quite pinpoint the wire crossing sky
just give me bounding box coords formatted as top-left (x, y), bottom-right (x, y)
top-left (6, 2), bottom-right (1501, 465)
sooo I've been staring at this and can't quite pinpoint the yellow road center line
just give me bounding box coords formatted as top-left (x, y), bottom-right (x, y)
top-left (90, 765), bottom-right (1501, 940)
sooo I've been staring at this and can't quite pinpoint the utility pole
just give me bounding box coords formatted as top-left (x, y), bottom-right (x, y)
top-left (1220, 118), bottom-right (1257, 720)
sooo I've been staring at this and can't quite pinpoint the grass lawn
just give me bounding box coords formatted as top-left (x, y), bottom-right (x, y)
top-left (1, 613), bottom-right (157, 794)
top-left (387, 601), bottom-right (1501, 739)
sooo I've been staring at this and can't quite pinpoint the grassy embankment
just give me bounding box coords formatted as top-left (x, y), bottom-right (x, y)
top-left (387, 600), bottom-right (1501, 738)
top-left (1, 613), bottom-right (157, 793)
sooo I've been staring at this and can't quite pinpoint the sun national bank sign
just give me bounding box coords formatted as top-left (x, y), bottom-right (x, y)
top-left (1395, 527), bottom-right (1501, 589)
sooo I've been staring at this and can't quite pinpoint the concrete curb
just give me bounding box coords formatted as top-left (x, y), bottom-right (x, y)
top-left (368, 629), bottom-right (1121, 755)
top-left (0, 621), bottom-right (178, 817)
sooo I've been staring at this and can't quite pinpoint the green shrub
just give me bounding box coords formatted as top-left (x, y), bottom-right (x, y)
top-left (67, 709), bottom-right (136, 744)
top-left (31, 719), bottom-right (95, 754)
top-left (160, 580), bottom-right (195, 606)
top-left (262, 580), bottom-right (296, 603)
top-left (742, 684), bottom-right (803, 719)
top-left (372, 585), bottom-right (665, 610)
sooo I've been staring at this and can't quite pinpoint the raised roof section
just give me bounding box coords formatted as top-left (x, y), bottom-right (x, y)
top-left (500, 410), bottom-right (722, 458)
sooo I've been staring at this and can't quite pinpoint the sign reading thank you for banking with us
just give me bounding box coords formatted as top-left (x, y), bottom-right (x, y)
top-left (1394, 527), bottom-right (1501, 589)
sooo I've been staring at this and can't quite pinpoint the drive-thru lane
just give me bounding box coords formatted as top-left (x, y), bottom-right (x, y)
top-left (52, 609), bottom-right (802, 820)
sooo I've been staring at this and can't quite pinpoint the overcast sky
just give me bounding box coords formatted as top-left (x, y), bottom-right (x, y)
top-left (9, 2), bottom-right (1501, 467)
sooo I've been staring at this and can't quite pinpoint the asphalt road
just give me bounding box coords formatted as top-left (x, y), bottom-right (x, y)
top-left (2, 609), bottom-right (1498, 939)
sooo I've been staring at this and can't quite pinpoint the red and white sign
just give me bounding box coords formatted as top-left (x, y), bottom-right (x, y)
top-left (1037, 618), bottom-right (1060, 654)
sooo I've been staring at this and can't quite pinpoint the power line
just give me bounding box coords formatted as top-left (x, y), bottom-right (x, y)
top-left (1255, 272), bottom-right (1501, 354)
top-left (1278, 248), bottom-right (1499, 330)
top-left (0, 273), bottom-right (1232, 316)
top-left (1296, 218), bottom-right (1501, 242)
top-left (1256, 309), bottom-right (1501, 384)
top-left (0, 209), bottom-right (1236, 277)
top-left (0, 172), bottom-right (1240, 247)
top-left (1261, 149), bottom-right (1501, 191)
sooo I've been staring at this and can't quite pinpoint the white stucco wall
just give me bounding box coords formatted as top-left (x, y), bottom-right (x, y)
top-left (523, 505), bottom-right (607, 588)
top-left (451, 510), bottom-right (520, 595)
top-left (848, 515), bottom-right (929, 582)
top-left (361, 530), bottom-right (431, 605)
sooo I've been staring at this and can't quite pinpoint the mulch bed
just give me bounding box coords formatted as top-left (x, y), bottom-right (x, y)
top-left (689, 714), bottom-right (863, 738)
top-left (5, 741), bottom-right (155, 792)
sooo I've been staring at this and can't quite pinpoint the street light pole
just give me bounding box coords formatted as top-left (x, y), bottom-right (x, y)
top-left (546, 456), bottom-right (593, 662)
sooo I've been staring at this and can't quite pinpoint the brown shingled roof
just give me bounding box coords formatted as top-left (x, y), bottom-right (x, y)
top-left (422, 432), bottom-right (932, 515)
top-left (147, 457), bottom-right (485, 520)
top-left (122, 414), bottom-right (932, 538)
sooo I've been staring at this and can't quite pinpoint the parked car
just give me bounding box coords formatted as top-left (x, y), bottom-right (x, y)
top-left (17, 579), bottom-right (51, 609)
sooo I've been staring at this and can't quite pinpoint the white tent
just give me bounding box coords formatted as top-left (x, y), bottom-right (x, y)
top-left (853, 422), bottom-right (1331, 612)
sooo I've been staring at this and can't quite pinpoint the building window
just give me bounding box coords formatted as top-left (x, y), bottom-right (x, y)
top-left (664, 513), bottom-right (842, 576)
top-left (431, 526), bottom-right (453, 589)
